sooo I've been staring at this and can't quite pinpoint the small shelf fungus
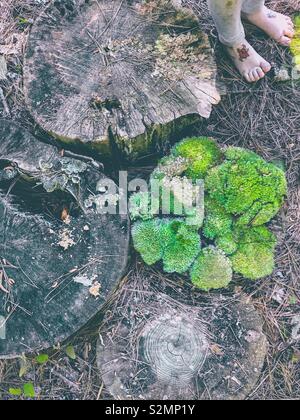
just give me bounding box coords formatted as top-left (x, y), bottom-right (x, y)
top-left (0, 120), bottom-right (129, 358)
top-left (130, 137), bottom-right (287, 290)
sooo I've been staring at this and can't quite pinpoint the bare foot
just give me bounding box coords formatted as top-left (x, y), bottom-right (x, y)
top-left (243, 6), bottom-right (295, 46)
top-left (226, 40), bottom-right (271, 83)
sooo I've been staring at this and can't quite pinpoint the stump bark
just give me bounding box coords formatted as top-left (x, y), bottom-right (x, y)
top-left (24, 0), bottom-right (220, 161)
top-left (97, 268), bottom-right (267, 400)
top-left (0, 120), bottom-right (129, 358)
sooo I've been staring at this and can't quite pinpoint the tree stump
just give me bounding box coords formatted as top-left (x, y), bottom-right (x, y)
top-left (24, 0), bottom-right (220, 161)
top-left (0, 120), bottom-right (129, 358)
top-left (97, 268), bottom-right (267, 400)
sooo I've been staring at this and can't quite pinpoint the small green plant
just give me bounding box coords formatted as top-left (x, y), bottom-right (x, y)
top-left (130, 137), bottom-right (287, 290)
top-left (9, 383), bottom-right (35, 399)
top-left (23, 383), bottom-right (36, 399)
top-left (65, 345), bottom-right (77, 360)
top-left (35, 354), bottom-right (49, 365)
top-left (18, 17), bottom-right (29, 26)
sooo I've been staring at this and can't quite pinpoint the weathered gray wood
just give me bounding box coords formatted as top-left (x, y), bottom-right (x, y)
top-left (0, 120), bottom-right (129, 358)
top-left (97, 272), bottom-right (267, 400)
top-left (24, 0), bottom-right (220, 160)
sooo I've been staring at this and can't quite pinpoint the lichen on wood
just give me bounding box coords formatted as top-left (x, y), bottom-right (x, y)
top-left (24, 0), bottom-right (220, 160)
top-left (0, 120), bottom-right (129, 358)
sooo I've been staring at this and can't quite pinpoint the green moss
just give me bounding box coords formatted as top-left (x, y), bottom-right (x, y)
top-left (230, 226), bottom-right (277, 280)
top-left (224, 146), bottom-right (263, 163)
top-left (206, 147), bottom-right (287, 226)
top-left (132, 218), bottom-right (201, 273)
top-left (216, 233), bottom-right (238, 255)
top-left (130, 139), bottom-right (286, 289)
top-left (149, 174), bottom-right (204, 225)
top-left (190, 247), bottom-right (233, 291)
top-left (131, 219), bottom-right (163, 265)
top-left (172, 137), bottom-right (222, 180)
top-left (129, 192), bottom-right (153, 221)
top-left (203, 198), bottom-right (233, 239)
top-left (162, 220), bottom-right (201, 273)
top-left (151, 155), bottom-right (190, 181)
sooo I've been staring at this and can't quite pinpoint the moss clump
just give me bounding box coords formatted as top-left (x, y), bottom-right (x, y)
top-left (130, 138), bottom-right (286, 290)
top-left (203, 198), bottom-right (233, 240)
top-left (172, 137), bottom-right (222, 180)
top-left (162, 220), bottom-right (201, 273)
top-left (131, 219), bottom-right (163, 265)
top-left (190, 247), bottom-right (233, 291)
top-left (206, 147), bottom-right (287, 226)
top-left (216, 233), bottom-right (238, 255)
top-left (229, 226), bottom-right (277, 280)
top-left (132, 218), bottom-right (201, 273)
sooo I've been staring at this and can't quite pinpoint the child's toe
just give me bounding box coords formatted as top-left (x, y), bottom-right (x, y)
top-left (279, 35), bottom-right (292, 46)
top-left (243, 72), bottom-right (252, 83)
top-left (256, 67), bottom-right (265, 79)
top-left (261, 61), bottom-right (271, 73)
top-left (284, 28), bottom-right (295, 38)
top-left (251, 69), bottom-right (260, 82)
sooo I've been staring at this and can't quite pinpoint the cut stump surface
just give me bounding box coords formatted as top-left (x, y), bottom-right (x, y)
top-left (0, 120), bottom-right (129, 358)
top-left (97, 270), bottom-right (267, 400)
top-left (24, 0), bottom-right (220, 160)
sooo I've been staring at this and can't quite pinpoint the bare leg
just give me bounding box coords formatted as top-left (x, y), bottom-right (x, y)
top-left (242, 1), bottom-right (295, 46)
top-left (207, 0), bottom-right (271, 82)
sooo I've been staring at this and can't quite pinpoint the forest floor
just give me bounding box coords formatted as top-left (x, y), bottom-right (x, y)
top-left (0, 0), bottom-right (299, 400)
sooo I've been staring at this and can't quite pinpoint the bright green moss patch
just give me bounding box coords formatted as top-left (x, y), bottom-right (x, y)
top-left (216, 233), bottom-right (238, 255)
top-left (230, 226), bottom-right (277, 280)
top-left (172, 137), bottom-right (222, 180)
top-left (162, 220), bottom-right (201, 274)
top-left (132, 218), bottom-right (201, 272)
top-left (130, 138), bottom-right (286, 290)
top-left (190, 247), bottom-right (233, 291)
top-left (203, 198), bottom-right (233, 240)
top-left (131, 219), bottom-right (163, 265)
top-left (206, 147), bottom-right (287, 226)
